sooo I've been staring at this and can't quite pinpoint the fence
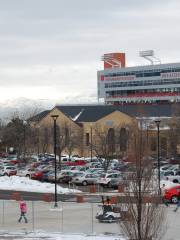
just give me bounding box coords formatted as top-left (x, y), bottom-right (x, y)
top-left (0, 200), bottom-right (120, 234)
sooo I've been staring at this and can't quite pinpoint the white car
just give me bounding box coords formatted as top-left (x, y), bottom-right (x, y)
top-left (71, 173), bottom-right (99, 186)
top-left (17, 168), bottom-right (36, 178)
top-left (166, 170), bottom-right (180, 183)
top-left (98, 173), bottom-right (123, 187)
top-left (0, 166), bottom-right (17, 176)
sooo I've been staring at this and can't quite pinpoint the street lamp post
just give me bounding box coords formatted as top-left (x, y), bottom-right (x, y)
top-left (51, 114), bottom-right (59, 208)
top-left (23, 120), bottom-right (27, 163)
top-left (90, 125), bottom-right (93, 162)
top-left (155, 120), bottom-right (161, 195)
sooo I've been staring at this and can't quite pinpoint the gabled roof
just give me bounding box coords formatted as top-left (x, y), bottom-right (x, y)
top-left (56, 103), bottom-right (179, 122)
top-left (30, 103), bottom-right (180, 124)
top-left (29, 110), bottom-right (50, 122)
top-left (56, 105), bottom-right (122, 122)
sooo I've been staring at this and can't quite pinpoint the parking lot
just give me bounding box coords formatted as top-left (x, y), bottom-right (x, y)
top-left (1, 154), bottom-right (180, 240)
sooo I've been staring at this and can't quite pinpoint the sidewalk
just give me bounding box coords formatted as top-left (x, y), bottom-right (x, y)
top-left (0, 231), bottom-right (122, 240)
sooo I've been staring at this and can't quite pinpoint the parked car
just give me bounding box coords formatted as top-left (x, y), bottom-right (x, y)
top-left (98, 173), bottom-right (123, 187)
top-left (160, 164), bottom-right (172, 173)
top-left (108, 177), bottom-right (124, 189)
top-left (166, 171), bottom-right (180, 183)
top-left (58, 171), bottom-right (80, 183)
top-left (17, 168), bottom-right (36, 178)
top-left (164, 185), bottom-right (180, 203)
top-left (161, 170), bottom-right (176, 180)
top-left (47, 171), bottom-right (55, 182)
top-left (71, 173), bottom-right (99, 186)
top-left (31, 169), bottom-right (50, 181)
top-left (86, 168), bottom-right (104, 174)
top-left (41, 170), bottom-right (54, 182)
top-left (0, 166), bottom-right (17, 176)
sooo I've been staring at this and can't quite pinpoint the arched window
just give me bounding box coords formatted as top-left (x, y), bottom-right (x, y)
top-left (161, 137), bottom-right (167, 157)
top-left (65, 127), bottom-right (69, 145)
top-left (43, 127), bottom-right (49, 144)
top-left (120, 128), bottom-right (128, 152)
top-left (107, 128), bottom-right (115, 153)
top-left (150, 137), bottom-right (156, 151)
top-left (86, 133), bottom-right (90, 146)
top-left (56, 125), bottom-right (60, 147)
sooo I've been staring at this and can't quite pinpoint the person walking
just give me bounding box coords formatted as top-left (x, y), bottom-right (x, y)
top-left (161, 183), bottom-right (169, 207)
top-left (18, 199), bottom-right (28, 223)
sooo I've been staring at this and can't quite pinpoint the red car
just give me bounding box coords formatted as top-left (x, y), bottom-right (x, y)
top-left (31, 170), bottom-right (44, 181)
top-left (64, 160), bottom-right (87, 166)
top-left (164, 185), bottom-right (180, 203)
top-left (31, 170), bottom-right (49, 181)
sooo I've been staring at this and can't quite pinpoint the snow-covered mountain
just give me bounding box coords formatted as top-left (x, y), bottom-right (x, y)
top-left (0, 95), bottom-right (98, 121)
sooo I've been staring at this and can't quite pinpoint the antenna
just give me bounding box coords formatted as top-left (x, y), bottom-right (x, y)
top-left (139, 50), bottom-right (161, 65)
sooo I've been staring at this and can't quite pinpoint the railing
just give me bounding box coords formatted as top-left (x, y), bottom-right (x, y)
top-left (0, 200), bottom-right (120, 234)
top-left (107, 92), bottom-right (180, 98)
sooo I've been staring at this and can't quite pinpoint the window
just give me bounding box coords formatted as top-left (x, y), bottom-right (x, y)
top-left (56, 125), bottom-right (60, 147)
top-left (161, 137), bottom-right (167, 156)
top-left (107, 128), bottom-right (115, 153)
top-left (65, 127), bottom-right (69, 145)
top-left (86, 133), bottom-right (90, 146)
top-left (150, 137), bottom-right (156, 151)
top-left (120, 128), bottom-right (128, 151)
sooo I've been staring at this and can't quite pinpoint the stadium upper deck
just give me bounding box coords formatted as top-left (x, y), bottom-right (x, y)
top-left (98, 53), bottom-right (180, 105)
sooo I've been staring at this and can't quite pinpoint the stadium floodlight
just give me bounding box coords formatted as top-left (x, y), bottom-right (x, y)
top-left (139, 50), bottom-right (154, 57)
top-left (139, 50), bottom-right (161, 65)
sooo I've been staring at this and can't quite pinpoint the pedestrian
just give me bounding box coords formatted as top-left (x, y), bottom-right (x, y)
top-left (18, 199), bottom-right (28, 223)
top-left (174, 197), bottom-right (180, 212)
top-left (161, 184), bottom-right (169, 207)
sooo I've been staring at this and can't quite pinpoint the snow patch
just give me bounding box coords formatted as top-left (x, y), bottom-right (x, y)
top-left (71, 109), bottom-right (84, 121)
top-left (0, 230), bottom-right (123, 240)
top-left (0, 176), bottom-right (81, 194)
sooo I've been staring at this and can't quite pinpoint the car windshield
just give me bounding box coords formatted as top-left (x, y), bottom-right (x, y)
top-left (74, 172), bottom-right (84, 177)
top-left (100, 174), bottom-right (106, 178)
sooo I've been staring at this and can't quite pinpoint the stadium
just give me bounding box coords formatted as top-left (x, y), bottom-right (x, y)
top-left (97, 51), bottom-right (180, 105)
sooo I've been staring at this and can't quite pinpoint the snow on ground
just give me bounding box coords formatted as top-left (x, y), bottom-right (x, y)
top-left (160, 179), bottom-right (180, 189)
top-left (0, 176), bottom-right (81, 194)
top-left (0, 175), bottom-right (177, 195)
top-left (0, 231), bottom-right (124, 240)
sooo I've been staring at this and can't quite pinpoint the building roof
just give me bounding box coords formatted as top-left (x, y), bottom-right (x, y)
top-left (30, 103), bottom-right (180, 124)
top-left (56, 103), bottom-right (180, 122)
top-left (98, 62), bottom-right (180, 74)
top-left (29, 110), bottom-right (50, 122)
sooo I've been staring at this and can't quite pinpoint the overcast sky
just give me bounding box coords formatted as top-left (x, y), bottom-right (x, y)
top-left (0, 0), bottom-right (180, 105)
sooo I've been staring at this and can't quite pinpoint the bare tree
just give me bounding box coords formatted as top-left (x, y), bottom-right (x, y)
top-left (39, 126), bottom-right (52, 155)
top-left (64, 123), bottom-right (82, 159)
top-left (167, 117), bottom-right (180, 157)
top-left (56, 122), bottom-right (68, 169)
top-left (92, 124), bottom-right (116, 172)
top-left (118, 121), bottom-right (167, 240)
